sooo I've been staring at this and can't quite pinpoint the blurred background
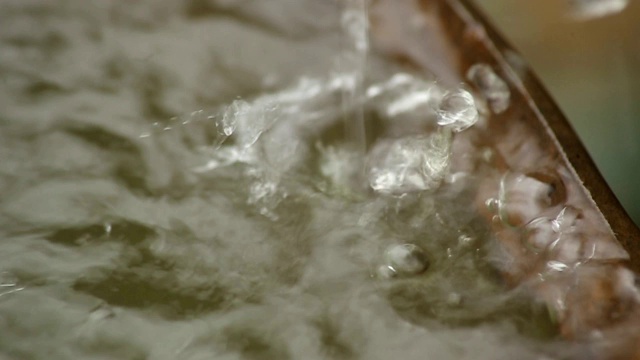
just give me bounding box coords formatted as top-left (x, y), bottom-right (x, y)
top-left (474, 0), bottom-right (640, 225)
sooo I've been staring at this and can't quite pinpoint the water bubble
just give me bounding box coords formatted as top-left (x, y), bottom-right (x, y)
top-left (436, 89), bottom-right (479, 132)
top-left (466, 64), bottom-right (510, 114)
top-left (368, 132), bottom-right (451, 195)
top-left (383, 244), bottom-right (429, 276)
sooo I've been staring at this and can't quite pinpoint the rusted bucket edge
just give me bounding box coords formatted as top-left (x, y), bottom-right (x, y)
top-left (445, 0), bottom-right (640, 272)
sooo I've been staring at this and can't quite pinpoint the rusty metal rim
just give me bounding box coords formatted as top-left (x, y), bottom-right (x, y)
top-left (447, 0), bottom-right (640, 272)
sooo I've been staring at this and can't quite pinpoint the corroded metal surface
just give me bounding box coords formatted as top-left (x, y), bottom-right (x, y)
top-left (442, 0), bottom-right (640, 271)
top-left (371, 0), bottom-right (640, 356)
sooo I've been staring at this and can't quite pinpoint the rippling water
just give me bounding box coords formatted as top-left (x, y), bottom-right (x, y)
top-left (0, 1), bottom-right (575, 359)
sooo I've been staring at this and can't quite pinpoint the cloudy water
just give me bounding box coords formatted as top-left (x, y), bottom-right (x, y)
top-left (0, 0), bottom-right (581, 359)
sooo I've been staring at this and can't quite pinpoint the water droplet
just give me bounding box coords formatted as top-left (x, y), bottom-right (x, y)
top-left (383, 244), bottom-right (429, 276)
top-left (436, 88), bottom-right (479, 132)
top-left (368, 132), bottom-right (451, 195)
top-left (466, 64), bottom-right (510, 114)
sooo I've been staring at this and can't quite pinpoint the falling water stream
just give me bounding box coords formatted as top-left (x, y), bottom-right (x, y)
top-left (0, 0), bottom-right (635, 359)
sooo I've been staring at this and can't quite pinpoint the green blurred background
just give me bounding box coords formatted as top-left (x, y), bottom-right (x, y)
top-left (474, 0), bottom-right (640, 225)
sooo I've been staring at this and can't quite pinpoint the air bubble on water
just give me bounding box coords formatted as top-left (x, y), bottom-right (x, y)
top-left (569, 0), bottom-right (628, 19)
top-left (466, 63), bottom-right (510, 114)
top-left (368, 132), bottom-right (451, 195)
top-left (436, 88), bottom-right (479, 132)
top-left (383, 244), bottom-right (429, 277)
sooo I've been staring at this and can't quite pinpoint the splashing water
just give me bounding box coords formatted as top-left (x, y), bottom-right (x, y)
top-left (367, 131), bottom-right (452, 195)
top-left (339, 0), bottom-right (370, 189)
top-left (0, 0), bottom-right (591, 359)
